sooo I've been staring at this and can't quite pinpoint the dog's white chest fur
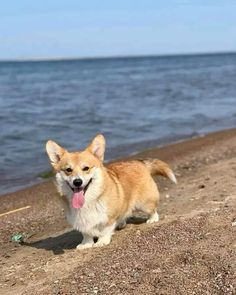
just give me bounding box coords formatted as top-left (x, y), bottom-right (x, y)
top-left (67, 200), bottom-right (108, 237)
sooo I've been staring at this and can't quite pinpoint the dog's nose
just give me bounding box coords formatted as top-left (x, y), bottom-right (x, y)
top-left (73, 178), bottom-right (83, 188)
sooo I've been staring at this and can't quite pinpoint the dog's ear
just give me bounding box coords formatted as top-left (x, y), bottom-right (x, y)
top-left (87, 134), bottom-right (106, 161)
top-left (46, 140), bottom-right (66, 166)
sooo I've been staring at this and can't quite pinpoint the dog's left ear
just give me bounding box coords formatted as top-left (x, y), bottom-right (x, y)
top-left (87, 134), bottom-right (106, 161)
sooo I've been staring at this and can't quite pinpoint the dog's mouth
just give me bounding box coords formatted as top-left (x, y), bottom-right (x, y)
top-left (68, 179), bottom-right (92, 209)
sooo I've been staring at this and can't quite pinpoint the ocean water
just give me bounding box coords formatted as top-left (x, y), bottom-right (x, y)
top-left (0, 53), bottom-right (236, 195)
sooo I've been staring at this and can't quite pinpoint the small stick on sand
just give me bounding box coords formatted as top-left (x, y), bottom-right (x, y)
top-left (0, 205), bottom-right (31, 217)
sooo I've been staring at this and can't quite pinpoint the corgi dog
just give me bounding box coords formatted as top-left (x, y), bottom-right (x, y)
top-left (46, 134), bottom-right (176, 250)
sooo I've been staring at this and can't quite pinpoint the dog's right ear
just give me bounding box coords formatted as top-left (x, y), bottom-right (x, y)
top-left (46, 140), bottom-right (66, 166)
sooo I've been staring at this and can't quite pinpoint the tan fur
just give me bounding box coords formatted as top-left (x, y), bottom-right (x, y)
top-left (103, 161), bottom-right (160, 224)
top-left (46, 134), bottom-right (176, 249)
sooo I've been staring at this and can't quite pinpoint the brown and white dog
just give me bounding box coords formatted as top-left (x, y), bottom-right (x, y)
top-left (46, 134), bottom-right (176, 250)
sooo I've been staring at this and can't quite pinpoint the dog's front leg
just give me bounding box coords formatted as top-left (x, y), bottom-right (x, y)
top-left (93, 223), bottom-right (116, 248)
top-left (76, 233), bottom-right (94, 250)
top-left (93, 235), bottom-right (112, 247)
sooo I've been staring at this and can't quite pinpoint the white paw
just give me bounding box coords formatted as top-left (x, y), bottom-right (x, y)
top-left (76, 242), bottom-right (94, 250)
top-left (93, 237), bottom-right (111, 248)
top-left (147, 212), bottom-right (159, 224)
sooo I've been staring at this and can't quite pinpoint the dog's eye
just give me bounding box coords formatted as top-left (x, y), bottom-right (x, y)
top-left (82, 166), bottom-right (89, 171)
top-left (66, 167), bottom-right (73, 173)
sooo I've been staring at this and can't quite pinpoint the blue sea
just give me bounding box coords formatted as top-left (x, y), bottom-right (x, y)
top-left (0, 53), bottom-right (236, 195)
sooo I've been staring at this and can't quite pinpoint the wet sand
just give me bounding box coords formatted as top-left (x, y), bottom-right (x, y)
top-left (0, 128), bottom-right (236, 294)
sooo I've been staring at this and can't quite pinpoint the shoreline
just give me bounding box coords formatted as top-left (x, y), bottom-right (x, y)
top-left (0, 127), bottom-right (235, 206)
top-left (1, 127), bottom-right (236, 294)
top-left (1, 127), bottom-right (236, 197)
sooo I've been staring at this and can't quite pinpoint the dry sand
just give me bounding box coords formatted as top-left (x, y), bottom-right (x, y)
top-left (0, 128), bottom-right (236, 295)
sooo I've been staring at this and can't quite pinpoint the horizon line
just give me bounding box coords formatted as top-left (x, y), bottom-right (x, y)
top-left (0, 50), bottom-right (235, 62)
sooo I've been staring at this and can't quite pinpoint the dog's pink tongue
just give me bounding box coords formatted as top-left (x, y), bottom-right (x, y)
top-left (72, 190), bottom-right (85, 209)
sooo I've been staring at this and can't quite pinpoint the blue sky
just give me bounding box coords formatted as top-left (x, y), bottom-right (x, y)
top-left (0, 0), bottom-right (235, 59)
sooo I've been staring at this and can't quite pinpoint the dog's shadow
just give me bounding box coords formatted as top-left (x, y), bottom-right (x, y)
top-left (26, 216), bottom-right (147, 255)
top-left (26, 230), bottom-right (83, 255)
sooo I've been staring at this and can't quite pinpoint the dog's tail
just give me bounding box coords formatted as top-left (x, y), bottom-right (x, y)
top-left (140, 158), bottom-right (177, 184)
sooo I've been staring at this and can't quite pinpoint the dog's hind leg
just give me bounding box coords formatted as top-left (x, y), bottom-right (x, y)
top-left (116, 219), bottom-right (127, 230)
top-left (146, 211), bottom-right (159, 224)
top-left (139, 197), bottom-right (159, 224)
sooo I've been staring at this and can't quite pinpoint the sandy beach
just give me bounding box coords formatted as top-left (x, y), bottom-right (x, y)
top-left (0, 128), bottom-right (236, 295)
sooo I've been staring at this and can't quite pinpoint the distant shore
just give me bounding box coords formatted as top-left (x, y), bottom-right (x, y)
top-left (1, 50), bottom-right (235, 63)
